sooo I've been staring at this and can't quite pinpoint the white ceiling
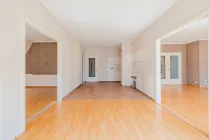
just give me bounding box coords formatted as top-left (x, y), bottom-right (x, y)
top-left (40, 0), bottom-right (178, 48)
top-left (162, 18), bottom-right (208, 44)
top-left (26, 24), bottom-right (54, 42)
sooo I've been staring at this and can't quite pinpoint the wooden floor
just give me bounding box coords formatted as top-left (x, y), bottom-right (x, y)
top-left (162, 85), bottom-right (208, 136)
top-left (16, 83), bottom-right (208, 139)
top-left (26, 87), bottom-right (57, 119)
top-left (65, 82), bottom-right (149, 100)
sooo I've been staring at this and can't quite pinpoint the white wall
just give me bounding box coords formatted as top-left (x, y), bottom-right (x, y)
top-left (121, 43), bottom-right (133, 86)
top-left (0, 80), bottom-right (3, 140)
top-left (83, 47), bottom-right (121, 82)
top-left (130, 0), bottom-right (210, 100)
top-left (1, 0), bottom-right (82, 139)
top-left (1, 1), bottom-right (24, 140)
top-left (26, 74), bottom-right (57, 86)
top-left (73, 39), bottom-right (83, 87)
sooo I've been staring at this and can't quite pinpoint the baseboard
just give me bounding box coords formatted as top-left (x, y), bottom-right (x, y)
top-left (98, 81), bottom-right (121, 83)
top-left (200, 86), bottom-right (208, 89)
top-left (26, 86), bottom-right (57, 88)
top-left (121, 85), bottom-right (132, 87)
top-left (62, 84), bottom-right (82, 100)
top-left (77, 84), bottom-right (82, 88)
top-left (134, 88), bottom-right (156, 102)
top-left (183, 84), bottom-right (208, 89)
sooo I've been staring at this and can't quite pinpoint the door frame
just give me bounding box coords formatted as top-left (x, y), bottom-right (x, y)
top-left (86, 56), bottom-right (98, 82)
top-left (21, 19), bottom-right (63, 132)
top-left (155, 10), bottom-right (210, 136)
top-left (82, 55), bottom-right (84, 84)
top-left (155, 10), bottom-right (209, 104)
top-left (161, 52), bottom-right (182, 85)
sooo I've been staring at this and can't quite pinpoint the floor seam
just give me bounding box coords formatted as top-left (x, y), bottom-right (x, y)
top-left (159, 103), bottom-right (208, 138)
top-left (26, 101), bottom-right (57, 124)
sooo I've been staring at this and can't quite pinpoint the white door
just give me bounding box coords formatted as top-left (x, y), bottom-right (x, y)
top-left (161, 53), bottom-right (182, 85)
top-left (87, 57), bottom-right (98, 82)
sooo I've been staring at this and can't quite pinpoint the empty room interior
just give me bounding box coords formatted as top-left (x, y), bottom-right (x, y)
top-left (2, 0), bottom-right (210, 140)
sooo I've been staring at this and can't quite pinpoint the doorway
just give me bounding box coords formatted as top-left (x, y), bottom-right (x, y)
top-left (156, 15), bottom-right (209, 136)
top-left (87, 57), bottom-right (98, 82)
top-left (161, 52), bottom-right (182, 85)
top-left (25, 23), bottom-right (58, 123)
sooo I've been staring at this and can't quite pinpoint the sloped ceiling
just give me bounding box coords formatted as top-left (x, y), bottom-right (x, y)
top-left (26, 24), bottom-right (54, 42)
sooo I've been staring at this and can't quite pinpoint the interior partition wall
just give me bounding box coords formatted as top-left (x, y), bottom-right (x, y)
top-left (155, 10), bottom-right (210, 137)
